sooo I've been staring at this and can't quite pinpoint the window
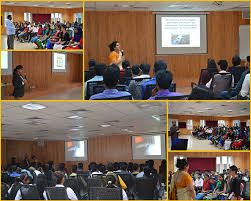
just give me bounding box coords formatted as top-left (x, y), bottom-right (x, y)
top-left (200, 120), bottom-right (205, 127)
top-left (1, 51), bottom-right (13, 75)
top-left (233, 120), bottom-right (240, 127)
top-left (4, 12), bottom-right (13, 26)
top-left (174, 156), bottom-right (184, 172)
top-left (247, 120), bottom-right (250, 127)
top-left (24, 13), bottom-right (31, 22)
top-left (216, 156), bottom-right (234, 173)
top-left (218, 120), bottom-right (225, 127)
top-left (74, 13), bottom-right (83, 23)
top-left (51, 13), bottom-right (63, 23)
top-left (187, 120), bottom-right (193, 130)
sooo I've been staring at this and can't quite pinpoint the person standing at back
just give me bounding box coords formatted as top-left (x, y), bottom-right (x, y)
top-left (5, 15), bottom-right (16, 49)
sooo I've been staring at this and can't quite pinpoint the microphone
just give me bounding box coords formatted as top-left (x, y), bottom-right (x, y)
top-left (121, 50), bottom-right (124, 56)
top-left (24, 73), bottom-right (27, 80)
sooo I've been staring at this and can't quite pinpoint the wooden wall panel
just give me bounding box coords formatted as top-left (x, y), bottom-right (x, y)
top-left (2, 135), bottom-right (162, 172)
top-left (168, 152), bottom-right (250, 172)
top-left (85, 11), bottom-right (249, 87)
top-left (1, 5), bottom-right (82, 34)
top-left (169, 114), bottom-right (249, 134)
top-left (1, 52), bottom-right (83, 98)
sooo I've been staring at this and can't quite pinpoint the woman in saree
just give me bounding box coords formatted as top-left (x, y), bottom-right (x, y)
top-left (170, 158), bottom-right (196, 200)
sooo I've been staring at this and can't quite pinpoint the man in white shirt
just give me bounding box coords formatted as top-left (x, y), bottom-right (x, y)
top-left (194, 173), bottom-right (203, 193)
top-left (134, 63), bottom-right (151, 79)
top-left (240, 73), bottom-right (250, 99)
top-left (5, 14), bottom-right (16, 49)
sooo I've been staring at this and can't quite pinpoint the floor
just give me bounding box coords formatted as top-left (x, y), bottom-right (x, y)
top-left (33, 87), bottom-right (83, 100)
top-left (168, 134), bottom-right (220, 151)
top-left (2, 35), bottom-right (39, 49)
top-left (176, 87), bottom-right (192, 95)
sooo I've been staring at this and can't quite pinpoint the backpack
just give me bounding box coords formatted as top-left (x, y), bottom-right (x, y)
top-left (189, 84), bottom-right (215, 100)
top-left (9, 182), bottom-right (22, 200)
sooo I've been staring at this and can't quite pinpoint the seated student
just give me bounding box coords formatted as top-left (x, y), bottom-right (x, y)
top-left (35, 24), bottom-right (52, 49)
top-left (136, 63), bottom-right (151, 79)
top-left (228, 165), bottom-right (241, 200)
top-left (131, 64), bottom-right (142, 78)
top-left (136, 164), bottom-right (146, 178)
top-left (84, 63), bottom-right (106, 99)
top-left (131, 163), bottom-right (139, 177)
top-left (206, 60), bottom-right (234, 97)
top-left (239, 73), bottom-right (250, 99)
top-left (43, 171), bottom-right (78, 200)
top-left (8, 174), bottom-right (30, 200)
top-left (18, 23), bottom-right (29, 42)
top-left (88, 59), bottom-right (97, 80)
top-left (232, 136), bottom-right (244, 149)
top-left (31, 24), bottom-right (43, 45)
top-left (141, 60), bottom-right (167, 99)
top-left (106, 163), bottom-right (127, 190)
top-left (28, 24), bottom-right (38, 42)
top-left (148, 70), bottom-right (183, 100)
top-left (194, 173), bottom-right (204, 193)
top-left (90, 64), bottom-right (132, 100)
top-left (66, 23), bottom-right (74, 38)
top-left (69, 165), bottom-right (78, 178)
top-left (15, 23), bottom-right (24, 39)
top-left (229, 56), bottom-right (246, 84)
top-left (120, 60), bottom-right (131, 79)
top-left (210, 169), bottom-right (218, 185)
top-left (46, 24), bottom-right (61, 49)
top-left (53, 25), bottom-right (70, 49)
top-left (65, 27), bottom-right (83, 49)
top-left (89, 163), bottom-right (103, 177)
top-left (105, 174), bottom-right (128, 200)
top-left (200, 58), bottom-right (218, 85)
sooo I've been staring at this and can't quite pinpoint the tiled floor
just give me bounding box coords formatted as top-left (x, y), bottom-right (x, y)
top-left (2, 35), bottom-right (40, 49)
top-left (168, 134), bottom-right (220, 151)
top-left (34, 87), bottom-right (83, 100)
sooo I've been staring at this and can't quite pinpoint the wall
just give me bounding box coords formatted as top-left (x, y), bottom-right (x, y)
top-left (1, 52), bottom-right (83, 98)
top-left (168, 152), bottom-right (250, 172)
top-left (168, 114), bottom-right (249, 134)
top-left (1, 5), bottom-right (82, 34)
top-left (85, 11), bottom-right (249, 87)
top-left (2, 135), bottom-right (162, 172)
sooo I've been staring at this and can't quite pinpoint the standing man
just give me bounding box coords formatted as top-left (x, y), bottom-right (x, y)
top-left (5, 15), bottom-right (15, 49)
top-left (170, 120), bottom-right (179, 139)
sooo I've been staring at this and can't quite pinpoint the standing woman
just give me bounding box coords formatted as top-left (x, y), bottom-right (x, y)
top-left (170, 159), bottom-right (195, 200)
top-left (12, 65), bottom-right (27, 100)
top-left (108, 41), bottom-right (124, 69)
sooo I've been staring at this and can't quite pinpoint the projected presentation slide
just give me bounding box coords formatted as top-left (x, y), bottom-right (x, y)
top-left (52, 52), bottom-right (67, 72)
top-left (132, 135), bottom-right (166, 160)
top-left (162, 17), bottom-right (200, 48)
top-left (65, 140), bottom-right (88, 161)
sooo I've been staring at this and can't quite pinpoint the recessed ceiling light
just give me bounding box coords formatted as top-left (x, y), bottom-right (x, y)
top-left (65, 2), bottom-right (71, 5)
top-left (121, 129), bottom-right (133, 133)
top-left (100, 124), bottom-right (111, 128)
top-left (73, 125), bottom-right (84, 129)
top-left (33, 137), bottom-right (38, 140)
top-left (197, 111), bottom-right (203, 113)
top-left (205, 107), bottom-right (213, 110)
top-left (22, 103), bottom-right (46, 110)
top-left (66, 115), bottom-right (82, 120)
top-left (227, 110), bottom-right (233, 112)
top-left (152, 115), bottom-right (160, 121)
top-left (121, 5), bottom-right (130, 7)
top-left (70, 128), bottom-right (80, 131)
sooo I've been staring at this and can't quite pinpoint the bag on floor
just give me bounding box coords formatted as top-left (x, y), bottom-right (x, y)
top-left (46, 40), bottom-right (53, 49)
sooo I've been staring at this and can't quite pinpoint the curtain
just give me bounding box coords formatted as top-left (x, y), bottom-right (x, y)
top-left (240, 122), bottom-right (247, 127)
top-left (178, 122), bottom-right (186, 128)
top-left (206, 120), bottom-right (218, 127)
top-left (187, 157), bottom-right (216, 173)
top-left (32, 14), bottom-right (51, 23)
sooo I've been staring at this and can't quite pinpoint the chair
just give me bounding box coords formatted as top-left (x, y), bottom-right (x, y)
top-left (1, 182), bottom-right (9, 200)
top-left (77, 174), bottom-right (89, 199)
top-left (20, 184), bottom-right (41, 200)
top-left (155, 95), bottom-right (190, 100)
top-left (89, 187), bottom-right (122, 200)
top-left (92, 95), bottom-right (132, 100)
top-left (86, 81), bottom-right (103, 100)
top-left (144, 83), bottom-right (176, 99)
top-left (64, 178), bottom-right (81, 199)
top-left (88, 178), bottom-right (106, 188)
top-left (210, 72), bottom-right (233, 97)
top-left (135, 178), bottom-right (156, 200)
top-left (117, 173), bottom-right (135, 195)
top-left (44, 187), bottom-right (69, 200)
top-left (229, 66), bottom-right (246, 85)
top-left (92, 84), bottom-right (128, 96)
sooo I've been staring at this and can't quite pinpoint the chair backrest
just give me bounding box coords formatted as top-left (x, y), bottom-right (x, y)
top-left (9, 182), bottom-right (22, 200)
top-left (92, 84), bottom-right (127, 95)
top-left (1, 182), bottom-right (9, 200)
top-left (64, 178), bottom-right (81, 199)
top-left (89, 187), bottom-right (122, 200)
top-left (155, 95), bottom-right (189, 100)
top-left (144, 84), bottom-right (156, 99)
top-left (20, 184), bottom-right (41, 200)
top-left (1, 173), bottom-right (10, 184)
top-left (117, 173), bottom-right (135, 193)
top-left (45, 187), bottom-right (69, 200)
top-left (135, 177), bottom-right (155, 200)
top-left (86, 81), bottom-right (103, 100)
top-left (88, 178), bottom-right (106, 188)
top-left (93, 95), bottom-right (132, 100)
top-left (77, 174), bottom-right (89, 192)
top-left (211, 72), bottom-right (232, 96)
top-left (229, 66), bottom-right (246, 84)
top-left (198, 68), bottom-right (208, 84)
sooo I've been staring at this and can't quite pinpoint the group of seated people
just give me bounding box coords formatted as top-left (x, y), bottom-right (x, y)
top-left (168, 159), bottom-right (250, 200)
top-left (14, 21), bottom-right (83, 49)
top-left (192, 126), bottom-right (250, 150)
top-left (1, 156), bottom-right (166, 200)
top-left (84, 55), bottom-right (249, 100)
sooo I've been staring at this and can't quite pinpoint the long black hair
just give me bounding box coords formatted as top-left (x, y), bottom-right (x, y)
top-left (13, 65), bottom-right (23, 76)
top-left (109, 41), bottom-right (118, 52)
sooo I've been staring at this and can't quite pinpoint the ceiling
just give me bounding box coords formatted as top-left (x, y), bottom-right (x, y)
top-left (2, 1), bottom-right (83, 8)
top-left (85, 1), bottom-right (250, 11)
top-left (1, 101), bottom-right (166, 141)
top-left (168, 101), bottom-right (250, 117)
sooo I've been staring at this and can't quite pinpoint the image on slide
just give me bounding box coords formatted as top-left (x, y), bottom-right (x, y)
top-left (171, 34), bottom-right (190, 45)
top-left (67, 141), bottom-right (85, 158)
top-left (135, 136), bottom-right (161, 155)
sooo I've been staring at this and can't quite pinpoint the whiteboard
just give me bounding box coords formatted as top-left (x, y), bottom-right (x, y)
top-left (239, 25), bottom-right (250, 60)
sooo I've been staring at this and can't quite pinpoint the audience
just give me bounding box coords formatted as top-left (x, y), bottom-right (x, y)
top-left (12, 21), bottom-right (83, 49)
top-left (169, 160), bottom-right (250, 200)
top-left (200, 58), bottom-right (218, 85)
top-left (1, 157), bottom-right (166, 200)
